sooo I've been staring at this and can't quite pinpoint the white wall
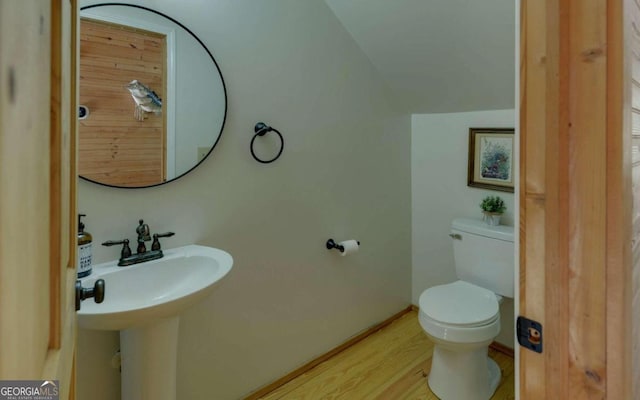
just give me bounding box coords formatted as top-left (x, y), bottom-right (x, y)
top-left (324, 0), bottom-right (516, 114)
top-left (76, 1), bottom-right (411, 399)
top-left (412, 109), bottom-right (515, 347)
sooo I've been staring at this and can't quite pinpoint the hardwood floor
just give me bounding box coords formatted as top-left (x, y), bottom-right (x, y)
top-left (257, 310), bottom-right (515, 399)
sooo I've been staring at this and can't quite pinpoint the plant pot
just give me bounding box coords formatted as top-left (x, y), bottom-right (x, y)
top-left (483, 212), bottom-right (502, 226)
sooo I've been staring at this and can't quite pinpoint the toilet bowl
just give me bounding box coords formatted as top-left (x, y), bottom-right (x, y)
top-left (419, 280), bottom-right (502, 400)
top-left (418, 218), bottom-right (514, 400)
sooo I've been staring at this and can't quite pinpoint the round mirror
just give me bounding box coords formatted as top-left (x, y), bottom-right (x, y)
top-left (78, 3), bottom-right (227, 188)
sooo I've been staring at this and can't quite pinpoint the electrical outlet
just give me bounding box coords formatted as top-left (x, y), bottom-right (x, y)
top-left (197, 147), bottom-right (210, 162)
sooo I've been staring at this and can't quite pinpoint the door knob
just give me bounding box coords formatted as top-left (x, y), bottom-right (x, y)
top-left (75, 279), bottom-right (105, 311)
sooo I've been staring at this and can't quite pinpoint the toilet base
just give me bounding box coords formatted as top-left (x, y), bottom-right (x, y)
top-left (427, 344), bottom-right (501, 400)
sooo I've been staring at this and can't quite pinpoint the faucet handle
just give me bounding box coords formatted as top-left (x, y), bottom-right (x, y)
top-left (102, 239), bottom-right (132, 259)
top-left (151, 232), bottom-right (175, 251)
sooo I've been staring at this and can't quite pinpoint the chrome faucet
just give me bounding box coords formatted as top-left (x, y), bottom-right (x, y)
top-left (102, 219), bottom-right (175, 266)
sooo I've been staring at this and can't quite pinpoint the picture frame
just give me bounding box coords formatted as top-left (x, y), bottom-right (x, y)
top-left (467, 128), bottom-right (515, 193)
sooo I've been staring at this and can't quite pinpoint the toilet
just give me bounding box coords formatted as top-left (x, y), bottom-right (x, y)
top-left (418, 218), bottom-right (514, 400)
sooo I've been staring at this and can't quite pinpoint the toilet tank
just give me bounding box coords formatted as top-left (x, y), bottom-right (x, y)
top-left (451, 218), bottom-right (515, 298)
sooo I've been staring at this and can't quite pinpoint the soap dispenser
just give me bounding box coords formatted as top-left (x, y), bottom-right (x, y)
top-left (77, 214), bottom-right (93, 278)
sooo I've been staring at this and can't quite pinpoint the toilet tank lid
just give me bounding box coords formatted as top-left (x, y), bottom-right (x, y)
top-left (452, 218), bottom-right (514, 242)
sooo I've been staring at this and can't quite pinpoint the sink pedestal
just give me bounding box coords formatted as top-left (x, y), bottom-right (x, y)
top-left (120, 316), bottom-right (180, 400)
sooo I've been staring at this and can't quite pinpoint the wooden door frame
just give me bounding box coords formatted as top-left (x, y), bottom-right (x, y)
top-left (519, 0), bottom-right (634, 398)
top-left (0, 1), bottom-right (78, 397)
top-left (46, 0), bottom-right (79, 396)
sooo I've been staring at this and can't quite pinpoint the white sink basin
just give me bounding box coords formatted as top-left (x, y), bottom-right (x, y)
top-left (78, 244), bottom-right (233, 331)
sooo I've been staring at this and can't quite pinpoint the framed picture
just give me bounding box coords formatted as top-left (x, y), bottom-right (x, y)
top-left (467, 128), bottom-right (515, 192)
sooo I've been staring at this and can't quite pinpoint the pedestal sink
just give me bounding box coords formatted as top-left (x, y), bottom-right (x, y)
top-left (78, 245), bottom-right (233, 400)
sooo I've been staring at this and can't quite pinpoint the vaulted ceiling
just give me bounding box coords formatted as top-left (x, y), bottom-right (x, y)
top-left (324, 0), bottom-right (516, 114)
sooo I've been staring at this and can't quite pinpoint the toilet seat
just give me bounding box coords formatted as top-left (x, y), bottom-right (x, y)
top-left (418, 280), bottom-right (501, 343)
top-left (420, 280), bottom-right (499, 327)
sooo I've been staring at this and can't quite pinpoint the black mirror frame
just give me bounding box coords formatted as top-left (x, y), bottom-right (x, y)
top-left (79, 2), bottom-right (228, 189)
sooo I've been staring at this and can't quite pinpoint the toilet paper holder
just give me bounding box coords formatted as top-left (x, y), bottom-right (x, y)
top-left (326, 238), bottom-right (360, 253)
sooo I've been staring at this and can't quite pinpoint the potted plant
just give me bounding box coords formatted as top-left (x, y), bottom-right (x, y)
top-left (480, 195), bottom-right (506, 226)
